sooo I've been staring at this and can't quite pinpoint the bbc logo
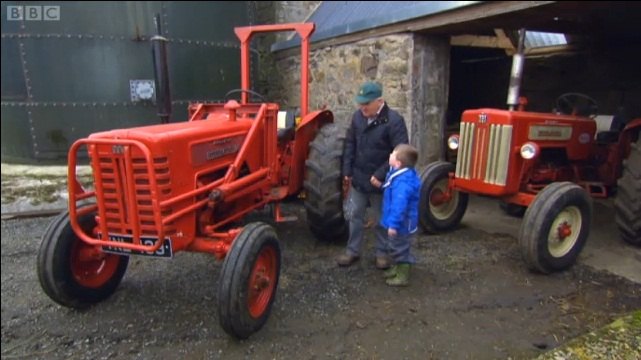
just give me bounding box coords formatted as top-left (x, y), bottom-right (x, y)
top-left (7, 5), bottom-right (61, 21)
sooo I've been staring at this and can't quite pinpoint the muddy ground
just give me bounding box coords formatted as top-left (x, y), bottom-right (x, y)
top-left (2, 200), bottom-right (640, 359)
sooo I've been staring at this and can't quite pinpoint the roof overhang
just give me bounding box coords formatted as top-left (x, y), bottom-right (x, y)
top-left (273, 1), bottom-right (641, 56)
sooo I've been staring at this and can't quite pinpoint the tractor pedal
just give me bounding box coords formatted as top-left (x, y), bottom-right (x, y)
top-left (274, 204), bottom-right (298, 222)
top-left (580, 182), bottom-right (607, 198)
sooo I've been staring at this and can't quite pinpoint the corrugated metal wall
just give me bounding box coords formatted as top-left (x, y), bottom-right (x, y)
top-left (1, 1), bottom-right (257, 163)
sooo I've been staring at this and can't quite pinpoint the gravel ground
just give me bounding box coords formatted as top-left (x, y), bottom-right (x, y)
top-left (2, 201), bottom-right (640, 359)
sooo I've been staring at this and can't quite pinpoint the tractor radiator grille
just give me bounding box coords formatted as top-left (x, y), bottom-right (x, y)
top-left (455, 122), bottom-right (513, 185)
top-left (94, 155), bottom-right (175, 236)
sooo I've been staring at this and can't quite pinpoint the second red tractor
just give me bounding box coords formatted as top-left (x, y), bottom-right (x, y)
top-left (420, 93), bottom-right (640, 273)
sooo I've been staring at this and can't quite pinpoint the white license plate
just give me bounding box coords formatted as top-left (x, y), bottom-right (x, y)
top-left (102, 234), bottom-right (173, 258)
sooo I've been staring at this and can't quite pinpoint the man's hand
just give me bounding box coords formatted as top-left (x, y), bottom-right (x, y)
top-left (370, 176), bottom-right (382, 189)
top-left (342, 176), bottom-right (352, 196)
top-left (388, 228), bottom-right (397, 238)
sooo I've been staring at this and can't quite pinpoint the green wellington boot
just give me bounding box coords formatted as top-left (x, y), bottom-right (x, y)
top-left (383, 265), bottom-right (398, 279)
top-left (386, 263), bottom-right (410, 287)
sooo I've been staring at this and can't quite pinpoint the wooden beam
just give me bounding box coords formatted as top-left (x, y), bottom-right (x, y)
top-left (450, 28), bottom-right (573, 57)
top-left (524, 44), bottom-right (576, 56)
top-left (450, 31), bottom-right (515, 50)
top-left (494, 29), bottom-right (516, 50)
top-left (450, 34), bottom-right (503, 48)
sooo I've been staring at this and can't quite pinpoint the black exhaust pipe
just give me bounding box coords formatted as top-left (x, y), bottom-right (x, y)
top-left (507, 29), bottom-right (526, 111)
top-left (152, 14), bottom-right (171, 124)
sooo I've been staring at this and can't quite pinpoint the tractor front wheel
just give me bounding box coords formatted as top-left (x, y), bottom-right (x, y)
top-left (520, 182), bottom-right (592, 273)
top-left (304, 122), bottom-right (347, 242)
top-left (419, 161), bottom-right (469, 233)
top-left (37, 205), bottom-right (129, 308)
top-left (218, 222), bottom-right (281, 339)
top-left (614, 136), bottom-right (641, 246)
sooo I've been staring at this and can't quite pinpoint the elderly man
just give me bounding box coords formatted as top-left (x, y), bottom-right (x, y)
top-left (337, 81), bottom-right (409, 269)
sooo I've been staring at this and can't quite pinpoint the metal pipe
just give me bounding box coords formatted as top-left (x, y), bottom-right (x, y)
top-left (300, 33), bottom-right (309, 118)
top-left (152, 14), bottom-right (171, 123)
top-left (507, 29), bottom-right (526, 111)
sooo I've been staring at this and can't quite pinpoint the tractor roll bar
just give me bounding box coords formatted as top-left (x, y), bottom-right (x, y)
top-left (234, 23), bottom-right (315, 118)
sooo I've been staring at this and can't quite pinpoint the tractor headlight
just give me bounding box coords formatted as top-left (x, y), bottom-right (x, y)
top-left (447, 135), bottom-right (460, 150)
top-left (520, 142), bottom-right (539, 160)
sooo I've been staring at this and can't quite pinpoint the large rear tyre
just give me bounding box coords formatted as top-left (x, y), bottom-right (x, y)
top-left (218, 222), bottom-right (281, 339)
top-left (419, 161), bottom-right (469, 233)
top-left (37, 206), bottom-right (129, 308)
top-left (304, 123), bottom-right (347, 242)
top-left (615, 136), bottom-right (641, 246)
top-left (520, 182), bottom-right (592, 273)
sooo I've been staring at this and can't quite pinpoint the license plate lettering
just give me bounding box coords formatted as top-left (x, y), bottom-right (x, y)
top-left (103, 235), bottom-right (172, 258)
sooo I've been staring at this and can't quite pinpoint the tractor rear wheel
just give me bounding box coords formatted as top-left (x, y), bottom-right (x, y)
top-left (419, 161), bottom-right (469, 233)
top-left (520, 182), bottom-right (592, 273)
top-left (304, 123), bottom-right (347, 242)
top-left (37, 205), bottom-right (129, 308)
top-left (218, 222), bottom-right (281, 339)
top-left (615, 136), bottom-right (641, 246)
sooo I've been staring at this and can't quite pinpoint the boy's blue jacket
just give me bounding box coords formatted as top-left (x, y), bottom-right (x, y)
top-left (379, 167), bottom-right (421, 235)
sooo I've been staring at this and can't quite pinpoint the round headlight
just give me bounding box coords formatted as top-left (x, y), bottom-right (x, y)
top-left (447, 135), bottom-right (460, 150)
top-left (520, 142), bottom-right (539, 160)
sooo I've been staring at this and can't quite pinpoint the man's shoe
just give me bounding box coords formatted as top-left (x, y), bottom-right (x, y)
top-left (375, 256), bottom-right (392, 270)
top-left (364, 217), bottom-right (375, 229)
top-left (336, 253), bottom-right (360, 267)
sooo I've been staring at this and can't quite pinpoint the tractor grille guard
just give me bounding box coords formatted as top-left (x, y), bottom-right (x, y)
top-left (68, 139), bottom-right (177, 253)
top-left (67, 104), bottom-right (276, 252)
top-left (455, 121), bottom-right (513, 186)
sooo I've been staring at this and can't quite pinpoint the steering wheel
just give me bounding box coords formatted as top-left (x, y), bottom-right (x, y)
top-left (555, 93), bottom-right (598, 117)
top-left (224, 89), bottom-right (267, 103)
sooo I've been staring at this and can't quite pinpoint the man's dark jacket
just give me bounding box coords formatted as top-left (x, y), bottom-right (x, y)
top-left (342, 103), bottom-right (409, 193)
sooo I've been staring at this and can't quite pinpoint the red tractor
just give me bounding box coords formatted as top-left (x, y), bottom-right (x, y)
top-left (420, 34), bottom-right (640, 273)
top-left (37, 23), bottom-right (346, 339)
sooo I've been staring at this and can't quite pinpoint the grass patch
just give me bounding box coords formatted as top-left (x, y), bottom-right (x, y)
top-left (536, 310), bottom-right (641, 360)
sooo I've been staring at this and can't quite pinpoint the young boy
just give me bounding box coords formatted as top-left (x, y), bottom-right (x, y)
top-left (379, 144), bottom-right (421, 286)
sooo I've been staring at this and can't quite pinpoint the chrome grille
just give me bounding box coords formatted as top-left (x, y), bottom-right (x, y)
top-left (94, 155), bottom-right (174, 236)
top-left (455, 122), bottom-right (513, 186)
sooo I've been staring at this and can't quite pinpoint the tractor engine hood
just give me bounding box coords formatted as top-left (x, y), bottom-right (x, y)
top-left (89, 120), bottom-right (251, 148)
top-left (88, 119), bottom-right (252, 167)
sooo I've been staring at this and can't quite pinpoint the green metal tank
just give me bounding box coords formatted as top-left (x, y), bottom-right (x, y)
top-left (1, 1), bottom-right (257, 163)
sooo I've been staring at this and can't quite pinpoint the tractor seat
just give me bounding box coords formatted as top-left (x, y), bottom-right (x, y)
top-left (277, 110), bottom-right (297, 142)
top-left (594, 114), bottom-right (628, 144)
top-left (596, 131), bottom-right (619, 143)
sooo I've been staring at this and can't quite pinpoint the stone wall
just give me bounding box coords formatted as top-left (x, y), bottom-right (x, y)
top-left (251, 2), bottom-right (321, 103)
top-left (273, 33), bottom-right (450, 168)
top-left (274, 1), bottom-right (321, 41)
top-left (274, 34), bottom-right (414, 134)
top-left (252, 1), bottom-right (276, 24)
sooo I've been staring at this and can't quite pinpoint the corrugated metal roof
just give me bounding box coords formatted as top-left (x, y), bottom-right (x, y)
top-left (272, 1), bottom-right (480, 51)
top-left (525, 31), bottom-right (567, 48)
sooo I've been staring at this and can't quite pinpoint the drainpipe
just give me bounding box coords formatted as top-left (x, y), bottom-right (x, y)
top-left (507, 29), bottom-right (526, 111)
top-left (151, 14), bottom-right (171, 123)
